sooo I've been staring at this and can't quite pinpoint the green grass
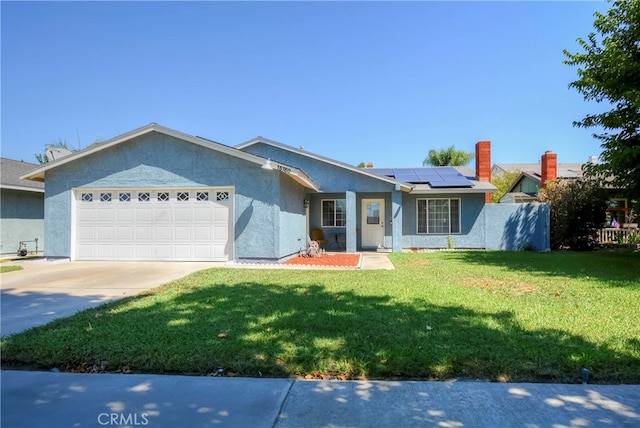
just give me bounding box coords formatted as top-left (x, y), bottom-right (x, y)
top-left (2, 250), bottom-right (639, 383)
top-left (0, 265), bottom-right (23, 273)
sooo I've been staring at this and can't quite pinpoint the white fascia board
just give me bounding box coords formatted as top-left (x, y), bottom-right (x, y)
top-left (267, 160), bottom-right (320, 191)
top-left (0, 184), bottom-right (45, 193)
top-left (410, 186), bottom-right (497, 195)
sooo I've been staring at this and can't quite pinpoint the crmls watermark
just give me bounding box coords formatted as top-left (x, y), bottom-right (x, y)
top-left (97, 412), bottom-right (149, 426)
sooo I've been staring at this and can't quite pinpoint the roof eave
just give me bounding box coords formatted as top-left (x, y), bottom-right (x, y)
top-left (0, 184), bottom-right (45, 193)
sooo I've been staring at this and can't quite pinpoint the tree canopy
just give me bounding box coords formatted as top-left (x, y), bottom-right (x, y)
top-left (563, 0), bottom-right (640, 198)
top-left (422, 145), bottom-right (474, 167)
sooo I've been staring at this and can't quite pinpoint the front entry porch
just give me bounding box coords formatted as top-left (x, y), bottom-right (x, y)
top-left (304, 189), bottom-right (403, 253)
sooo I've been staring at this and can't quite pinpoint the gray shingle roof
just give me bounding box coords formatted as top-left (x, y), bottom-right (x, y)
top-left (0, 158), bottom-right (44, 191)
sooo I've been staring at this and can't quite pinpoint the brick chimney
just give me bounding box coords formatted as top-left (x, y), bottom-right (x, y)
top-left (475, 140), bottom-right (492, 203)
top-left (540, 151), bottom-right (557, 188)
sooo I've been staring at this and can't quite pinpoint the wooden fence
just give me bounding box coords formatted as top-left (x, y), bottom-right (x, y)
top-left (597, 227), bottom-right (638, 244)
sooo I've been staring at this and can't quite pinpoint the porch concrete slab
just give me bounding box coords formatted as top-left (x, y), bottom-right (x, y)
top-left (360, 252), bottom-right (395, 270)
top-left (1, 260), bottom-right (223, 336)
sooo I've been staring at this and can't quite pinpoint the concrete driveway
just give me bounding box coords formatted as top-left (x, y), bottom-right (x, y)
top-left (1, 260), bottom-right (223, 336)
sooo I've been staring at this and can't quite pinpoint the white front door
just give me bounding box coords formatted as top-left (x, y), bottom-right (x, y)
top-left (361, 199), bottom-right (385, 248)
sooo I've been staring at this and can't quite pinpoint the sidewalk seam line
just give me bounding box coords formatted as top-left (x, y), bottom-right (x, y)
top-left (271, 379), bottom-right (296, 428)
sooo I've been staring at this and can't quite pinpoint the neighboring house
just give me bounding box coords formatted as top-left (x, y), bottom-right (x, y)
top-left (21, 123), bottom-right (550, 262)
top-left (499, 152), bottom-right (635, 229)
top-left (0, 158), bottom-right (45, 257)
top-left (498, 152), bottom-right (584, 203)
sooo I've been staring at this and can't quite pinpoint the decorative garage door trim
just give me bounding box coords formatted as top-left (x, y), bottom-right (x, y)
top-left (73, 188), bottom-right (234, 261)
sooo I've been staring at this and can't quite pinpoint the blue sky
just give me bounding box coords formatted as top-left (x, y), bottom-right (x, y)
top-left (2, 1), bottom-right (609, 168)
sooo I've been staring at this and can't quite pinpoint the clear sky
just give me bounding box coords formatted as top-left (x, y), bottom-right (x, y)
top-left (2, 1), bottom-right (610, 168)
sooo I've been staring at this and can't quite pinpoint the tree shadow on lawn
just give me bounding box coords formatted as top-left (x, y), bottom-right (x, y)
top-left (3, 278), bottom-right (639, 383)
top-left (440, 250), bottom-right (640, 287)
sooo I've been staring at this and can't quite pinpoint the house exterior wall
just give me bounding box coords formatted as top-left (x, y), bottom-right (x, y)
top-left (402, 193), bottom-right (486, 249)
top-left (43, 132), bottom-right (304, 261)
top-left (240, 143), bottom-right (395, 193)
top-left (241, 143), bottom-right (403, 251)
top-left (0, 189), bottom-right (45, 256)
top-left (401, 192), bottom-right (549, 250)
top-left (276, 174), bottom-right (307, 260)
top-left (513, 176), bottom-right (540, 194)
top-left (482, 203), bottom-right (550, 251)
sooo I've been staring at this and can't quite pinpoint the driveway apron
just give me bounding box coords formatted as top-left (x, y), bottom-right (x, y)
top-left (1, 260), bottom-right (222, 336)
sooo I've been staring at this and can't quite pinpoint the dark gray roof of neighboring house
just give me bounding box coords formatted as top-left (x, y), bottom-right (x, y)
top-left (0, 158), bottom-right (45, 192)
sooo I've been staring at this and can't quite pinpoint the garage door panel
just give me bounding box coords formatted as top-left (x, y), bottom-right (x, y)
top-left (174, 226), bottom-right (191, 240)
top-left (194, 245), bottom-right (212, 259)
top-left (135, 207), bottom-right (152, 221)
top-left (97, 226), bottom-right (114, 240)
top-left (135, 245), bottom-right (153, 259)
top-left (116, 245), bottom-right (133, 259)
top-left (97, 245), bottom-right (115, 258)
top-left (97, 209), bottom-right (114, 222)
top-left (174, 207), bottom-right (191, 222)
top-left (174, 244), bottom-right (191, 259)
top-left (155, 226), bottom-right (172, 240)
top-left (193, 207), bottom-right (212, 222)
top-left (116, 208), bottom-right (134, 221)
top-left (77, 209), bottom-right (95, 222)
top-left (78, 226), bottom-right (95, 240)
top-left (193, 226), bottom-right (212, 241)
top-left (136, 226), bottom-right (153, 240)
top-left (75, 188), bottom-right (233, 261)
top-left (117, 227), bottom-right (133, 240)
top-left (213, 206), bottom-right (229, 221)
top-left (154, 244), bottom-right (172, 259)
top-left (155, 208), bottom-right (172, 222)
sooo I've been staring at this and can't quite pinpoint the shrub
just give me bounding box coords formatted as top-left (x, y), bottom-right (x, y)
top-left (539, 179), bottom-right (608, 250)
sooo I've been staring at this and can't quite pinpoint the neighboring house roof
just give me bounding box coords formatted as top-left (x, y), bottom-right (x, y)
top-left (20, 123), bottom-right (320, 191)
top-left (493, 163), bottom-right (584, 177)
top-left (0, 158), bottom-right (45, 193)
top-left (503, 167), bottom-right (584, 197)
top-left (236, 137), bottom-right (414, 192)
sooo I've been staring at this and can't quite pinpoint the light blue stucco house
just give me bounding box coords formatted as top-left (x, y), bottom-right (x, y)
top-left (1, 158), bottom-right (45, 257)
top-left (21, 123), bottom-right (549, 262)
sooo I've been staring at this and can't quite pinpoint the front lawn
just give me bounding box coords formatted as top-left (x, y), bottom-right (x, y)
top-left (2, 250), bottom-right (639, 383)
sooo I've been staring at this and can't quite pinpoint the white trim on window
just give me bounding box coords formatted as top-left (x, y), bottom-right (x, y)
top-left (321, 199), bottom-right (346, 228)
top-left (416, 198), bottom-right (461, 234)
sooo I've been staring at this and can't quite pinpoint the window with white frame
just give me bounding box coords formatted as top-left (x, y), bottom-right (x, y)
top-left (322, 199), bottom-right (346, 227)
top-left (417, 198), bottom-right (460, 234)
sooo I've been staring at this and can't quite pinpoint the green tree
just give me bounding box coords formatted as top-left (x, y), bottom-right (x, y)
top-left (422, 145), bottom-right (474, 167)
top-left (563, 0), bottom-right (640, 197)
top-left (491, 171), bottom-right (521, 203)
top-left (539, 179), bottom-right (609, 251)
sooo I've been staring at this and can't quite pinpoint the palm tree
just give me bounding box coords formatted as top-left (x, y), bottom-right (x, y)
top-left (423, 145), bottom-right (474, 166)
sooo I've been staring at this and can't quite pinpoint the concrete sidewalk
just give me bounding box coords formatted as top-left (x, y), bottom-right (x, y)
top-left (2, 371), bottom-right (639, 427)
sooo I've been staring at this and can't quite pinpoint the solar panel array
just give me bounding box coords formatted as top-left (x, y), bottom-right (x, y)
top-left (371, 167), bottom-right (473, 187)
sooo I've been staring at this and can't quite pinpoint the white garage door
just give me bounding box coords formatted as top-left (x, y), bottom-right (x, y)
top-left (74, 188), bottom-right (233, 261)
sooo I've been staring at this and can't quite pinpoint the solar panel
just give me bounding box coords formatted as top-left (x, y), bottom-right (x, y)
top-left (393, 169), bottom-right (420, 183)
top-left (369, 167), bottom-right (472, 187)
top-left (429, 167), bottom-right (472, 187)
top-left (371, 168), bottom-right (395, 177)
